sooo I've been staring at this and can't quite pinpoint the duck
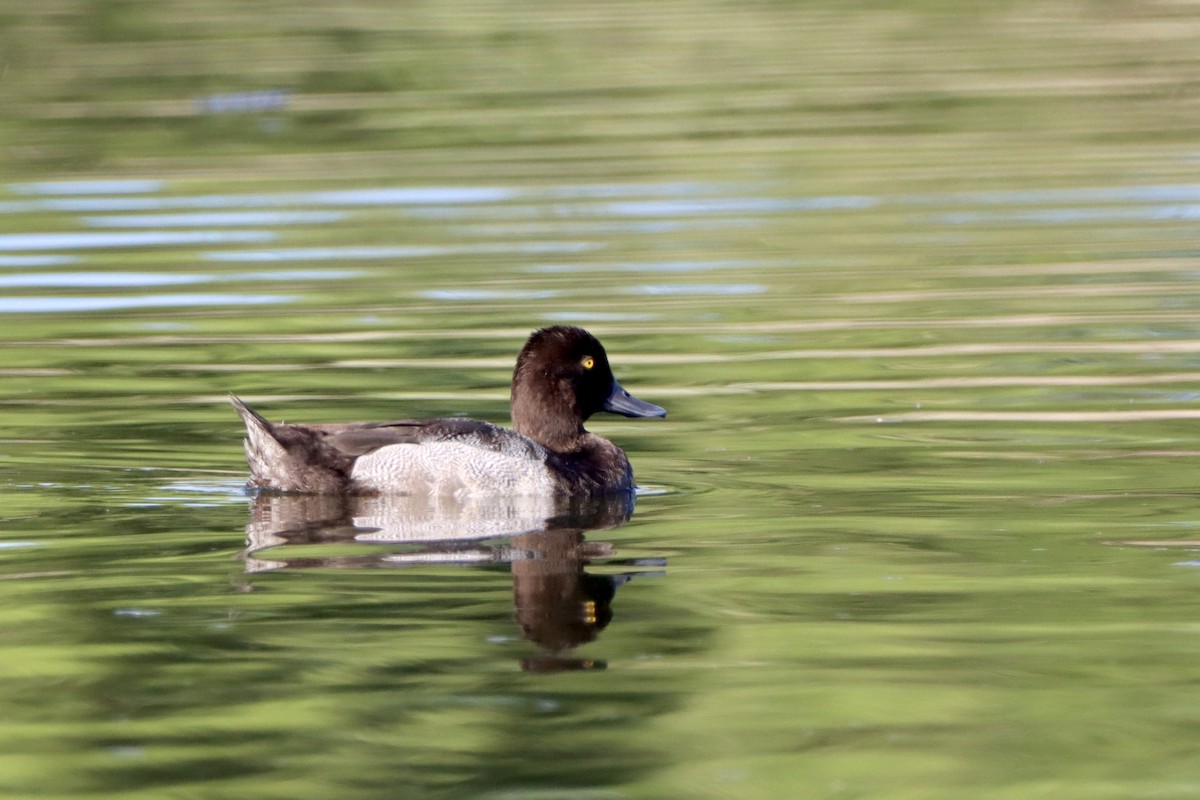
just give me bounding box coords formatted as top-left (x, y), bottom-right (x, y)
top-left (231, 325), bottom-right (666, 496)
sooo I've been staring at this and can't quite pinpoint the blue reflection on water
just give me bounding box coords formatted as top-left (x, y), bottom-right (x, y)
top-left (456, 219), bottom-right (761, 235)
top-left (0, 231), bottom-right (277, 251)
top-left (0, 272), bottom-right (206, 288)
top-left (0, 255), bottom-right (79, 268)
top-left (203, 242), bottom-right (597, 262)
top-left (0, 294), bottom-right (296, 313)
top-left (203, 245), bottom-right (466, 262)
top-left (239, 269), bottom-right (361, 282)
top-left (937, 204), bottom-right (1200, 225)
top-left (422, 289), bottom-right (560, 301)
top-left (528, 260), bottom-right (765, 274)
top-left (7, 181), bottom-right (1200, 228)
top-left (0, 187), bottom-right (517, 214)
top-left (907, 183), bottom-right (1200, 206)
top-left (601, 196), bottom-right (878, 216)
top-left (408, 195), bottom-right (873, 220)
top-left (8, 180), bottom-right (165, 195)
top-left (542, 182), bottom-right (727, 199)
top-left (0, 269), bottom-right (358, 289)
top-left (311, 187), bottom-right (516, 205)
top-left (82, 211), bottom-right (346, 228)
top-left (626, 283), bottom-right (767, 295)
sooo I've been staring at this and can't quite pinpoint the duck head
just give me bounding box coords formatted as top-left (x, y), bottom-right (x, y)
top-left (511, 326), bottom-right (666, 448)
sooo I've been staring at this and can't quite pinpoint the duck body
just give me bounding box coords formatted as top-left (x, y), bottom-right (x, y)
top-left (232, 326), bottom-right (665, 496)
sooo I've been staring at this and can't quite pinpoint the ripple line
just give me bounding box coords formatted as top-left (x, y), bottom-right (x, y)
top-left (848, 409), bottom-right (1200, 423)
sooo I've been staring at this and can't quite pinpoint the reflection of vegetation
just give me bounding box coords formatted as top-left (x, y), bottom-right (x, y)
top-left (81, 0), bottom-right (165, 44)
top-left (1, 0), bottom-right (1200, 796)
top-left (0, 484), bottom-right (706, 798)
top-left (4, 1), bottom-right (1198, 177)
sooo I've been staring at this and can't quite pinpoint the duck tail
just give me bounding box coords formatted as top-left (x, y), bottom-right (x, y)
top-left (229, 395), bottom-right (352, 493)
top-left (230, 395), bottom-right (291, 490)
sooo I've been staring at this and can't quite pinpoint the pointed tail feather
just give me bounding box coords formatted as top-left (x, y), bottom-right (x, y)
top-left (231, 395), bottom-right (289, 489)
top-left (229, 395), bottom-right (350, 493)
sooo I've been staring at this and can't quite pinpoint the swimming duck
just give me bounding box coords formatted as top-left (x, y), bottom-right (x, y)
top-left (231, 325), bottom-right (666, 495)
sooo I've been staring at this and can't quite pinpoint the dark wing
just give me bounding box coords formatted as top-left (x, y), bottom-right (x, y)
top-left (324, 418), bottom-right (536, 458)
top-left (321, 421), bottom-right (429, 455)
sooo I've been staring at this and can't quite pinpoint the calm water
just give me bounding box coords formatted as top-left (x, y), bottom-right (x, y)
top-left (4, 2), bottom-right (1200, 798)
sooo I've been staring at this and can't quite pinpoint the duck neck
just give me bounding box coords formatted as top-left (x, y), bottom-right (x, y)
top-left (514, 413), bottom-right (586, 452)
top-left (511, 394), bottom-right (587, 452)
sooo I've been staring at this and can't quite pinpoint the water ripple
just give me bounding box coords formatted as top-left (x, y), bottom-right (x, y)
top-left (937, 204), bottom-right (1200, 225)
top-left (82, 211), bottom-right (346, 228)
top-left (0, 269), bottom-right (358, 289)
top-left (0, 230), bottom-right (276, 251)
top-left (0, 294), bottom-right (296, 313)
top-left (601, 196), bottom-right (877, 216)
top-left (0, 186), bottom-right (516, 214)
top-left (908, 183), bottom-right (1200, 206)
top-left (626, 283), bottom-right (767, 296)
top-left (8, 180), bottom-right (164, 195)
top-left (0, 255), bottom-right (79, 267)
top-left (423, 289), bottom-right (560, 301)
top-left (528, 259), bottom-right (765, 274)
top-left (202, 241), bottom-right (597, 263)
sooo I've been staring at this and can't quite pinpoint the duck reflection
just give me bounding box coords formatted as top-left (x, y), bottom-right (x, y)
top-left (241, 492), bottom-right (664, 670)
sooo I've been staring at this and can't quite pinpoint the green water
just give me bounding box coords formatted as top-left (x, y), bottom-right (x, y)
top-left (3, 1), bottom-right (1200, 797)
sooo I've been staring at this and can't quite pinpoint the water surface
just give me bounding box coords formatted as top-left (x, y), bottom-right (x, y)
top-left (3, 2), bottom-right (1200, 798)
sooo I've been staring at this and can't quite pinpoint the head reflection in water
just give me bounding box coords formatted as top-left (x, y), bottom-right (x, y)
top-left (510, 529), bottom-right (620, 668)
top-left (239, 492), bottom-right (665, 671)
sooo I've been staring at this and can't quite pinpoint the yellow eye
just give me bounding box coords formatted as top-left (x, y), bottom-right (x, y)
top-left (581, 356), bottom-right (595, 370)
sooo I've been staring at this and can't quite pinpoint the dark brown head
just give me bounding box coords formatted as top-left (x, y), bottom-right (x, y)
top-left (510, 326), bottom-right (666, 449)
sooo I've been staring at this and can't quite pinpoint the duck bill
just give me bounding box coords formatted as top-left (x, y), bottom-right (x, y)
top-left (603, 380), bottom-right (667, 418)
